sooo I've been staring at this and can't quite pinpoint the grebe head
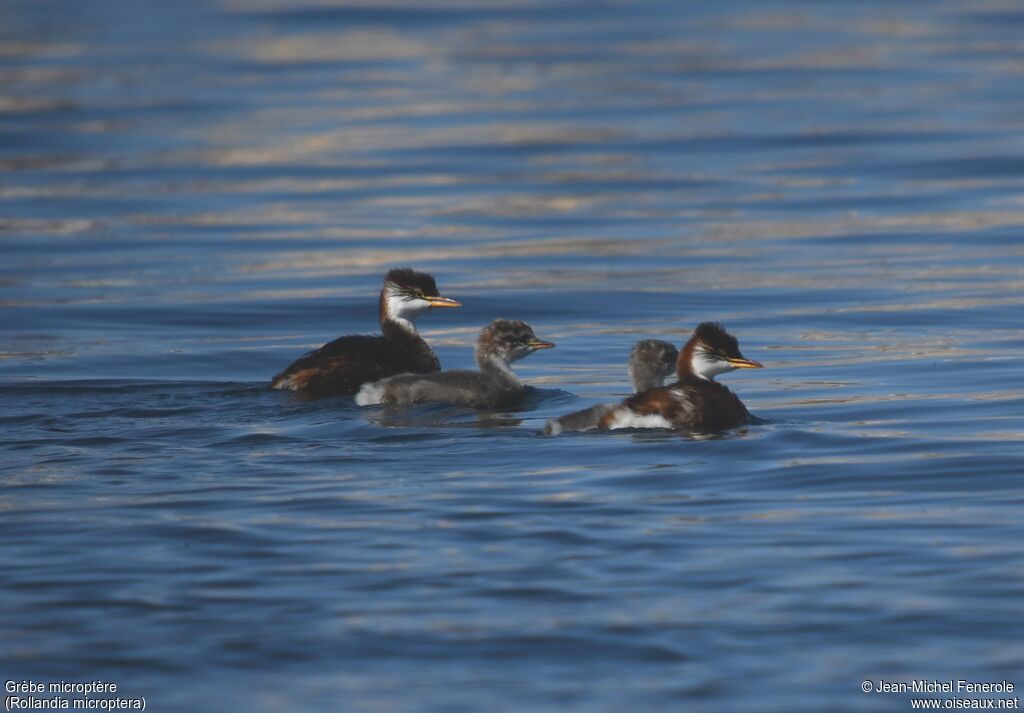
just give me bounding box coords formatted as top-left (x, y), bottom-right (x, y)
top-left (680, 322), bottom-right (763, 381)
top-left (475, 319), bottom-right (555, 370)
top-left (380, 268), bottom-right (461, 329)
top-left (629, 339), bottom-right (680, 392)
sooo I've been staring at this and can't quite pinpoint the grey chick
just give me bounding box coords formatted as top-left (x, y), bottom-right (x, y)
top-left (356, 319), bottom-right (555, 410)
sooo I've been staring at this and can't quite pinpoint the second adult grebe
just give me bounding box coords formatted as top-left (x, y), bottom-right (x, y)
top-left (599, 322), bottom-right (763, 431)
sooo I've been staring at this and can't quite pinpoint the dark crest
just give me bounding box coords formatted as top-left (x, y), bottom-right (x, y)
top-left (693, 322), bottom-right (741, 357)
top-left (384, 267), bottom-right (439, 297)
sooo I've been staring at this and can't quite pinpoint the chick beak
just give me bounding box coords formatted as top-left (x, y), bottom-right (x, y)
top-left (728, 356), bottom-right (763, 369)
top-left (426, 295), bottom-right (462, 308)
top-left (527, 339), bottom-right (556, 350)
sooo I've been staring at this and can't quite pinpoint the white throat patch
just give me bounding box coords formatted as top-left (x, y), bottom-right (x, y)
top-left (383, 284), bottom-right (430, 331)
top-left (690, 348), bottom-right (735, 381)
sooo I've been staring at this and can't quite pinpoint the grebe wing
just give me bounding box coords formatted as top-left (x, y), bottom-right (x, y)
top-left (272, 334), bottom-right (410, 394)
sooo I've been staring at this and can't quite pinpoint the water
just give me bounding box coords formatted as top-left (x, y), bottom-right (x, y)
top-left (2, 1), bottom-right (1023, 710)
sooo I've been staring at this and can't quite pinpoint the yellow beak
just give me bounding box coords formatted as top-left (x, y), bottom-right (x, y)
top-left (729, 356), bottom-right (763, 369)
top-left (426, 295), bottom-right (462, 308)
top-left (527, 339), bottom-right (556, 350)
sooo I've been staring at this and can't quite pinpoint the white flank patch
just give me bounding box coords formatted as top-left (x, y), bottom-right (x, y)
top-left (605, 409), bottom-right (673, 431)
top-left (355, 381), bottom-right (386, 406)
top-left (544, 420), bottom-right (563, 436)
top-left (272, 376), bottom-right (298, 391)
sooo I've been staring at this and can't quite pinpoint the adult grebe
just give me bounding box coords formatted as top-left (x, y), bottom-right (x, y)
top-left (271, 268), bottom-right (460, 396)
top-left (599, 322), bottom-right (763, 431)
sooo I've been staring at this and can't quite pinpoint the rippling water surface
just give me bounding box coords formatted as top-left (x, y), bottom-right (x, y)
top-left (3, 1), bottom-right (1023, 710)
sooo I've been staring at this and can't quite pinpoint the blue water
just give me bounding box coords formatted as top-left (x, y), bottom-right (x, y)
top-left (2, 1), bottom-right (1023, 710)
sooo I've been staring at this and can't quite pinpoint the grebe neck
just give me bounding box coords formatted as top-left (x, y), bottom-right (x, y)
top-left (379, 286), bottom-right (419, 336)
top-left (477, 352), bottom-right (519, 384)
top-left (678, 337), bottom-right (720, 381)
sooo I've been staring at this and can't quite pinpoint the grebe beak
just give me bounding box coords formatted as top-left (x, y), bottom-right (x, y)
top-left (527, 339), bottom-right (556, 350)
top-left (728, 356), bottom-right (763, 369)
top-left (426, 295), bottom-right (462, 308)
